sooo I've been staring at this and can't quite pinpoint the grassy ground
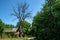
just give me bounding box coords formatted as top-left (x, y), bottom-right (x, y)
top-left (0, 37), bottom-right (28, 40)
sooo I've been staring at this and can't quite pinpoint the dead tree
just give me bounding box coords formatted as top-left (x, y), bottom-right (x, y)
top-left (11, 2), bottom-right (31, 37)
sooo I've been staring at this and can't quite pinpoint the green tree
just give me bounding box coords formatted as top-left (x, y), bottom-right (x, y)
top-left (0, 19), bottom-right (4, 38)
top-left (16, 21), bottom-right (31, 35)
top-left (32, 0), bottom-right (60, 40)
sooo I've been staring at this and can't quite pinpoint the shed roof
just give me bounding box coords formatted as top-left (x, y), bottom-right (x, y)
top-left (4, 28), bottom-right (18, 32)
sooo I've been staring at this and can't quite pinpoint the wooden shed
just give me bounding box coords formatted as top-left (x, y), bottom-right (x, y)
top-left (3, 28), bottom-right (20, 37)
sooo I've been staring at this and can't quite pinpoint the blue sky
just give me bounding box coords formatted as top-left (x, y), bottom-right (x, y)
top-left (0, 0), bottom-right (45, 26)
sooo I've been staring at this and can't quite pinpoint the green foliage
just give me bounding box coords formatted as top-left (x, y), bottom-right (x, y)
top-left (0, 19), bottom-right (4, 38)
top-left (16, 21), bottom-right (31, 35)
top-left (4, 24), bottom-right (14, 28)
top-left (23, 21), bottom-right (31, 35)
top-left (32, 0), bottom-right (60, 40)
